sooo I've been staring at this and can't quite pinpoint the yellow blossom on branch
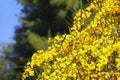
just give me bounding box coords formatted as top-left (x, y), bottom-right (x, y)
top-left (22, 0), bottom-right (120, 80)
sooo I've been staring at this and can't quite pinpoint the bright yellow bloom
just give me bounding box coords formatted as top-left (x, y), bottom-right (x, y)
top-left (22, 0), bottom-right (120, 80)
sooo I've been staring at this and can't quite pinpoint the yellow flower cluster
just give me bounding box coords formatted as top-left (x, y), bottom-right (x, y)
top-left (22, 0), bottom-right (120, 80)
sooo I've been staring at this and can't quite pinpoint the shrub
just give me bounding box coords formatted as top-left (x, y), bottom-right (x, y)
top-left (22, 0), bottom-right (120, 80)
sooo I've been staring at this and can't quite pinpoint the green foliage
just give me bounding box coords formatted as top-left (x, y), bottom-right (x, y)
top-left (27, 30), bottom-right (50, 50)
top-left (1, 69), bottom-right (19, 80)
top-left (14, 27), bottom-right (35, 59)
top-left (0, 58), bottom-right (6, 72)
top-left (50, 0), bottom-right (90, 10)
top-left (15, 0), bottom-right (76, 64)
top-left (2, 43), bottom-right (13, 55)
top-left (0, 43), bottom-right (19, 80)
top-left (58, 9), bottom-right (66, 18)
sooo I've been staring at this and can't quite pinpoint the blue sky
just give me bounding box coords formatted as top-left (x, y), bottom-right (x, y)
top-left (0, 0), bottom-right (22, 43)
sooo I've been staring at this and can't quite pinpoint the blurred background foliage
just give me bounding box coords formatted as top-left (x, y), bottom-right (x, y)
top-left (0, 0), bottom-right (89, 79)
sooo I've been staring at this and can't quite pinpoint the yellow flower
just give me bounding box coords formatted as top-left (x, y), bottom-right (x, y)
top-left (22, 0), bottom-right (120, 79)
top-left (29, 70), bottom-right (34, 76)
top-left (88, 62), bottom-right (96, 70)
top-left (60, 63), bottom-right (66, 68)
